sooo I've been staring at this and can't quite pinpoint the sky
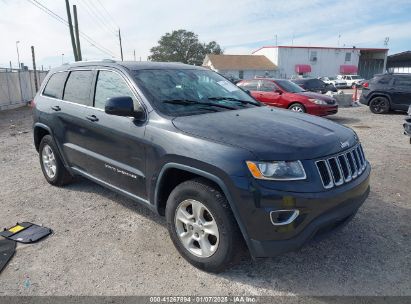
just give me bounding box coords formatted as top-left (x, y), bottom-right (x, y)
top-left (0, 0), bottom-right (410, 70)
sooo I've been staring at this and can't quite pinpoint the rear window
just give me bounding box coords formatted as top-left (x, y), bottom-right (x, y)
top-left (43, 72), bottom-right (68, 99)
top-left (63, 70), bottom-right (94, 105)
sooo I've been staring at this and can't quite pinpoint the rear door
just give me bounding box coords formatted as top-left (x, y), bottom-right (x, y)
top-left (238, 80), bottom-right (260, 100)
top-left (255, 80), bottom-right (282, 107)
top-left (390, 75), bottom-right (411, 110)
top-left (53, 69), bottom-right (96, 172)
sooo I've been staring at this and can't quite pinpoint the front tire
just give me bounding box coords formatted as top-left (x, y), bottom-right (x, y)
top-left (165, 178), bottom-right (243, 273)
top-left (288, 102), bottom-right (306, 113)
top-left (39, 135), bottom-right (73, 186)
top-left (369, 96), bottom-right (390, 114)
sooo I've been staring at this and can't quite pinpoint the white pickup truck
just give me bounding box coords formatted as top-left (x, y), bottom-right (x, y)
top-left (319, 76), bottom-right (347, 89)
top-left (337, 75), bottom-right (365, 88)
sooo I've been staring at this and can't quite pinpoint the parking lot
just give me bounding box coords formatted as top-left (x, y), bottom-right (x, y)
top-left (0, 105), bottom-right (410, 296)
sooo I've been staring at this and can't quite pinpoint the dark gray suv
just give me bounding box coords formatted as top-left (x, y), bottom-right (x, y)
top-left (33, 60), bottom-right (371, 272)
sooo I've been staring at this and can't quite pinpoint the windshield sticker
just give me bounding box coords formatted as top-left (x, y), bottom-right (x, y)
top-left (217, 80), bottom-right (239, 92)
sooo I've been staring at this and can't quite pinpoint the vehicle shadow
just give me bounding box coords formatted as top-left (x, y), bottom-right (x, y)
top-left (219, 191), bottom-right (410, 296)
top-left (326, 116), bottom-right (361, 125)
top-left (62, 179), bottom-right (409, 296)
top-left (63, 176), bottom-right (167, 228)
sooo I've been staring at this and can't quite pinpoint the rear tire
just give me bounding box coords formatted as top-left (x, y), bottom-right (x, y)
top-left (39, 135), bottom-right (73, 186)
top-left (165, 178), bottom-right (243, 273)
top-left (369, 96), bottom-right (390, 114)
top-left (288, 102), bottom-right (306, 113)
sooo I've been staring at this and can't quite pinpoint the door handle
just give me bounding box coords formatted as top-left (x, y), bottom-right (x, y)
top-left (86, 115), bottom-right (99, 122)
top-left (51, 105), bottom-right (61, 111)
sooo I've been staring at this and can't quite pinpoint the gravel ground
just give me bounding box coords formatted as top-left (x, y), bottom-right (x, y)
top-left (0, 105), bottom-right (410, 296)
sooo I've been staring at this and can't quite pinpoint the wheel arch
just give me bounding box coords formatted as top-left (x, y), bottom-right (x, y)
top-left (153, 163), bottom-right (251, 248)
top-left (368, 92), bottom-right (392, 106)
top-left (33, 123), bottom-right (52, 152)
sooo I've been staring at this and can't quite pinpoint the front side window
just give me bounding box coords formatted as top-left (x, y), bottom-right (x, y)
top-left (94, 70), bottom-right (140, 110)
top-left (133, 69), bottom-right (259, 116)
top-left (43, 72), bottom-right (68, 99)
top-left (63, 70), bottom-right (94, 105)
top-left (276, 80), bottom-right (305, 93)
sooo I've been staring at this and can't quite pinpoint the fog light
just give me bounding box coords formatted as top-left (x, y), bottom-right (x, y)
top-left (270, 209), bottom-right (299, 226)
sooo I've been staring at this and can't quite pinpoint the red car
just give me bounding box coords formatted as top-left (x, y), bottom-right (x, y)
top-left (237, 78), bottom-right (338, 116)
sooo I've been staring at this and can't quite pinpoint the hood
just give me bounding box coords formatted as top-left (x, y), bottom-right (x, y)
top-left (297, 91), bottom-right (336, 102)
top-left (172, 107), bottom-right (357, 160)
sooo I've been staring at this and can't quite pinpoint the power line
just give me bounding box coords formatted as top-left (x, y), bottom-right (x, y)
top-left (79, 0), bottom-right (117, 36)
top-left (95, 0), bottom-right (118, 29)
top-left (27, 0), bottom-right (117, 58)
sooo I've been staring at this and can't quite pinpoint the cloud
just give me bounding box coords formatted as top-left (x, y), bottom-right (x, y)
top-left (0, 0), bottom-right (410, 69)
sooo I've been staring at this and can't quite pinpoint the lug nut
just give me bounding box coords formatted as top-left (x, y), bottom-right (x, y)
top-left (189, 225), bottom-right (193, 230)
top-left (194, 233), bottom-right (199, 237)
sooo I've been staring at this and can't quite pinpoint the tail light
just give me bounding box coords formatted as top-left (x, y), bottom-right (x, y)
top-left (362, 82), bottom-right (369, 88)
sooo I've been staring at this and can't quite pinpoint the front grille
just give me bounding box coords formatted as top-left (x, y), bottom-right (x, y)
top-left (316, 144), bottom-right (367, 189)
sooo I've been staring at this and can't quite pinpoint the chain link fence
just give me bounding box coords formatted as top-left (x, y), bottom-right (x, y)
top-left (0, 68), bottom-right (48, 111)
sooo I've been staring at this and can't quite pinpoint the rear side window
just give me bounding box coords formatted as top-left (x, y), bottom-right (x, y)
top-left (94, 70), bottom-right (140, 110)
top-left (63, 70), bottom-right (94, 105)
top-left (238, 80), bottom-right (259, 91)
top-left (394, 76), bottom-right (411, 87)
top-left (259, 81), bottom-right (278, 92)
top-left (43, 72), bottom-right (68, 99)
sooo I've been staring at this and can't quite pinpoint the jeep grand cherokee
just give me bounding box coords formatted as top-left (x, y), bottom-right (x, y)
top-left (32, 61), bottom-right (370, 272)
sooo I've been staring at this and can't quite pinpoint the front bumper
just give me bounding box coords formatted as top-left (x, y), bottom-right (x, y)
top-left (229, 164), bottom-right (370, 258)
top-left (307, 104), bottom-right (338, 116)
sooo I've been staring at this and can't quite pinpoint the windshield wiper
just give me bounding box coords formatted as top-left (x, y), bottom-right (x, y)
top-left (207, 97), bottom-right (261, 106)
top-left (162, 99), bottom-right (237, 110)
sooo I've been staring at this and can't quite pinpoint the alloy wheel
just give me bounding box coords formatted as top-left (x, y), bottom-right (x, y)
top-left (174, 199), bottom-right (219, 258)
top-left (41, 144), bottom-right (57, 179)
top-left (290, 105), bottom-right (304, 112)
top-left (370, 98), bottom-right (388, 113)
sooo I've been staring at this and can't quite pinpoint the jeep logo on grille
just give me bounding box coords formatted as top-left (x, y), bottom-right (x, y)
top-left (340, 141), bottom-right (350, 149)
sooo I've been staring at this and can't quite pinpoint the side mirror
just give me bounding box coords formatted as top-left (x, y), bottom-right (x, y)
top-left (244, 89), bottom-right (252, 96)
top-left (105, 96), bottom-right (144, 119)
top-left (275, 89), bottom-right (283, 94)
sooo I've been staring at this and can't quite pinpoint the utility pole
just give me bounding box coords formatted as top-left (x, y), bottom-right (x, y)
top-left (133, 49), bottom-right (136, 61)
top-left (9, 61), bottom-right (12, 70)
top-left (118, 29), bottom-right (124, 61)
top-left (31, 46), bottom-right (38, 92)
top-left (73, 5), bottom-right (82, 61)
top-left (16, 41), bottom-right (21, 69)
top-left (65, 0), bottom-right (78, 61)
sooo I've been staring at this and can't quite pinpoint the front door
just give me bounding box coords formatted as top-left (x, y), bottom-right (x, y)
top-left (80, 69), bottom-right (147, 199)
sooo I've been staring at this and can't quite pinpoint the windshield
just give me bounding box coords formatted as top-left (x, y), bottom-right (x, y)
top-left (132, 69), bottom-right (260, 116)
top-left (351, 75), bottom-right (361, 79)
top-left (275, 79), bottom-right (305, 93)
top-left (328, 77), bottom-right (336, 80)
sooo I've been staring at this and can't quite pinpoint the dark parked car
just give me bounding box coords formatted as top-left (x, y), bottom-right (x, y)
top-left (360, 73), bottom-right (411, 114)
top-left (33, 61), bottom-right (370, 272)
top-left (237, 78), bottom-right (338, 116)
top-left (292, 78), bottom-right (337, 93)
top-left (404, 105), bottom-right (411, 143)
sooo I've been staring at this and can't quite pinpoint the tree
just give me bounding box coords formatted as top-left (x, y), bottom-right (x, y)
top-left (148, 29), bottom-right (223, 66)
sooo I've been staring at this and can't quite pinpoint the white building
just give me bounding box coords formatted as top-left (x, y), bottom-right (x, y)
top-left (202, 54), bottom-right (277, 80)
top-left (253, 46), bottom-right (388, 79)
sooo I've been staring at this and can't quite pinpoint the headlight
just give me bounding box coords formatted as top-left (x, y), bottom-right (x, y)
top-left (308, 98), bottom-right (327, 105)
top-left (246, 161), bottom-right (306, 180)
